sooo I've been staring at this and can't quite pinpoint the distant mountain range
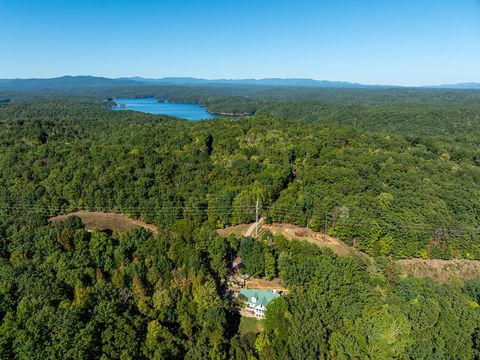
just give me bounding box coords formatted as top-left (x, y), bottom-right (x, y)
top-left (0, 76), bottom-right (139, 89)
top-left (117, 77), bottom-right (382, 88)
top-left (0, 75), bottom-right (479, 90)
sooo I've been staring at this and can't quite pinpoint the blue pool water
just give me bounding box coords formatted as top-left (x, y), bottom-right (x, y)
top-left (112, 97), bottom-right (218, 121)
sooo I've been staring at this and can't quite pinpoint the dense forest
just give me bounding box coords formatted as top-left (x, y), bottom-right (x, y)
top-left (2, 219), bottom-right (480, 359)
top-left (1, 91), bottom-right (480, 358)
top-left (1, 101), bottom-right (479, 259)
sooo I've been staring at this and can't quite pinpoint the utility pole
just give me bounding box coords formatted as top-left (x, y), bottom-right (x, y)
top-left (255, 198), bottom-right (259, 237)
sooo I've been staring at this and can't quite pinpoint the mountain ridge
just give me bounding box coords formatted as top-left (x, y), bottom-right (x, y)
top-left (0, 75), bottom-right (479, 90)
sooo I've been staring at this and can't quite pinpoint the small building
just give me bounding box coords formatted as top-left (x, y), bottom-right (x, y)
top-left (231, 256), bottom-right (243, 271)
top-left (239, 288), bottom-right (281, 319)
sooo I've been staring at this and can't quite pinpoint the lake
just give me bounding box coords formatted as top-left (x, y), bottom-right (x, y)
top-left (112, 97), bottom-right (218, 121)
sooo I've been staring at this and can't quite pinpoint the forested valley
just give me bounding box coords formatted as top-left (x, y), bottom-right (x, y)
top-left (1, 90), bottom-right (480, 358)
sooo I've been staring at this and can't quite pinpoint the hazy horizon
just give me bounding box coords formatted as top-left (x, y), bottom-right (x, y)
top-left (1, 74), bottom-right (479, 88)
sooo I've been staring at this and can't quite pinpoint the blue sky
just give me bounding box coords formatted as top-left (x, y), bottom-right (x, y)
top-left (1, 0), bottom-right (479, 85)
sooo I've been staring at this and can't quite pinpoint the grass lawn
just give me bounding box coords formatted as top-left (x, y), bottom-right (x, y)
top-left (239, 317), bottom-right (264, 334)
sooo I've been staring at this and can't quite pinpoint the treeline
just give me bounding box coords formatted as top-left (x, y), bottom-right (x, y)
top-left (4, 82), bottom-right (480, 106)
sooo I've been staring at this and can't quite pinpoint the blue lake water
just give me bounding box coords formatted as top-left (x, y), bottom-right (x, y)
top-left (112, 97), bottom-right (218, 121)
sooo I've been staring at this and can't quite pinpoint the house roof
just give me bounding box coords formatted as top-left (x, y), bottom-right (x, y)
top-left (240, 288), bottom-right (281, 307)
top-left (232, 256), bottom-right (242, 267)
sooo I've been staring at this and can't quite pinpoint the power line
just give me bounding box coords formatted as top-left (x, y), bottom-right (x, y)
top-left (0, 202), bottom-right (479, 236)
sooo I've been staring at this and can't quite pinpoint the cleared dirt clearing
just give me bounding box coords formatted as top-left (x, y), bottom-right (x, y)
top-left (245, 277), bottom-right (288, 293)
top-left (49, 211), bottom-right (158, 235)
top-left (262, 223), bottom-right (365, 258)
top-left (396, 259), bottom-right (480, 283)
top-left (217, 223), bottom-right (251, 238)
top-left (219, 220), bottom-right (480, 282)
top-left (219, 220), bottom-right (364, 258)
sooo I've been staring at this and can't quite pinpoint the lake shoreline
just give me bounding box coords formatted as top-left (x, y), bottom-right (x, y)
top-left (207, 110), bottom-right (252, 117)
top-left (111, 97), bottom-right (251, 119)
top-left (112, 97), bottom-right (218, 121)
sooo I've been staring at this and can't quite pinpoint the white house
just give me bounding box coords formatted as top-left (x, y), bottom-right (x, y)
top-left (239, 288), bottom-right (281, 319)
